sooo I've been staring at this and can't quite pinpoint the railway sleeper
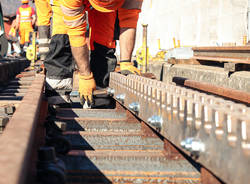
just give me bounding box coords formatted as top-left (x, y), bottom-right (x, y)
top-left (41, 97), bottom-right (202, 184)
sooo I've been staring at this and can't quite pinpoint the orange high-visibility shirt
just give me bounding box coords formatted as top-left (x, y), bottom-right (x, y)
top-left (16, 4), bottom-right (35, 27)
top-left (17, 4), bottom-right (35, 44)
top-left (61, 0), bottom-right (142, 47)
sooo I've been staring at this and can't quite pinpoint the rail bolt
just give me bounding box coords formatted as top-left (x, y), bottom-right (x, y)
top-left (107, 88), bottom-right (115, 96)
top-left (180, 137), bottom-right (205, 156)
top-left (129, 102), bottom-right (140, 113)
top-left (116, 94), bottom-right (126, 103)
top-left (147, 115), bottom-right (163, 132)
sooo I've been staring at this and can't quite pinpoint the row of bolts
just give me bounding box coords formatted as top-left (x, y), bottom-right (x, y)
top-left (107, 87), bottom-right (205, 156)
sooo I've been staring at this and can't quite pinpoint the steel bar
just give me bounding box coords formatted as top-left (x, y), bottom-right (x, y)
top-left (192, 46), bottom-right (250, 64)
top-left (109, 72), bottom-right (250, 184)
top-left (173, 77), bottom-right (250, 104)
top-left (192, 55), bottom-right (250, 64)
top-left (0, 74), bottom-right (45, 184)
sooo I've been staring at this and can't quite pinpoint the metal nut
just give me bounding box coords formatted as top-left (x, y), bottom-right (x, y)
top-left (181, 137), bottom-right (205, 153)
top-left (129, 102), bottom-right (140, 113)
top-left (147, 115), bottom-right (163, 132)
top-left (107, 88), bottom-right (115, 96)
top-left (116, 94), bottom-right (125, 103)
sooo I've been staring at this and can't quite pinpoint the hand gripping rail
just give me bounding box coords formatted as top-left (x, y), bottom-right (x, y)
top-left (109, 72), bottom-right (250, 184)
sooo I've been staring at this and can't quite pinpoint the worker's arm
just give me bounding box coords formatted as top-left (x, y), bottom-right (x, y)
top-left (119, 27), bottom-right (136, 61)
top-left (71, 44), bottom-right (91, 76)
top-left (61, 0), bottom-right (96, 107)
top-left (61, 0), bottom-right (89, 71)
top-left (118, 7), bottom-right (141, 74)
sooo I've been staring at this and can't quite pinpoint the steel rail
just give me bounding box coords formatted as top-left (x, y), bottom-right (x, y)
top-left (192, 46), bottom-right (250, 64)
top-left (0, 74), bottom-right (45, 184)
top-left (173, 77), bottom-right (250, 105)
top-left (109, 72), bottom-right (250, 184)
top-left (192, 55), bottom-right (250, 64)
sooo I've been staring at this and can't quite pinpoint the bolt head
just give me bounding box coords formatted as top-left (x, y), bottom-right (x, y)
top-left (116, 94), bottom-right (125, 102)
top-left (107, 88), bottom-right (115, 95)
top-left (129, 102), bottom-right (140, 112)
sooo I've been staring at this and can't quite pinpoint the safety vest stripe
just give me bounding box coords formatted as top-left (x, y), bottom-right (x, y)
top-left (63, 13), bottom-right (86, 28)
top-left (39, 47), bottom-right (50, 53)
top-left (38, 38), bottom-right (50, 44)
top-left (61, 4), bottom-right (85, 18)
top-left (61, 3), bottom-right (86, 27)
top-left (20, 19), bottom-right (32, 22)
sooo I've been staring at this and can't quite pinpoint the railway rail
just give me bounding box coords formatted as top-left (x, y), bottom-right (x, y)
top-left (192, 46), bottom-right (250, 64)
top-left (0, 58), bottom-right (249, 184)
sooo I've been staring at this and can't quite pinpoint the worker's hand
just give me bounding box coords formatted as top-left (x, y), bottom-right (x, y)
top-left (78, 73), bottom-right (96, 109)
top-left (119, 61), bottom-right (141, 75)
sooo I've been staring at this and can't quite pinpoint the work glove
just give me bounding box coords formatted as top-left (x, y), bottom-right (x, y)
top-left (78, 73), bottom-right (96, 109)
top-left (119, 60), bottom-right (141, 75)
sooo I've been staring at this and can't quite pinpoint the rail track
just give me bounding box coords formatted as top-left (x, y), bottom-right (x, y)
top-left (0, 57), bottom-right (249, 184)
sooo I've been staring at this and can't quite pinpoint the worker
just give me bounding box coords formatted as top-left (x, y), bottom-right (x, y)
top-left (16, 0), bottom-right (36, 53)
top-left (34, 0), bottom-right (52, 61)
top-left (35, 0), bottom-right (74, 105)
top-left (61, 0), bottom-right (143, 108)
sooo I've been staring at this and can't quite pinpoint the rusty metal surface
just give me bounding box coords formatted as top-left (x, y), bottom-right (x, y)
top-left (0, 74), bottom-right (45, 184)
top-left (173, 77), bottom-right (250, 104)
top-left (56, 119), bottom-right (141, 132)
top-left (51, 89), bottom-right (201, 183)
top-left (109, 72), bottom-right (250, 184)
top-left (201, 167), bottom-right (223, 184)
top-left (56, 108), bottom-right (127, 120)
top-left (64, 131), bottom-right (164, 150)
top-left (63, 150), bottom-right (200, 183)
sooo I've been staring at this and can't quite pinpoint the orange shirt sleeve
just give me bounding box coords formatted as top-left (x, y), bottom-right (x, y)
top-left (118, 8), bottom-right (140, 28)
top-left (61, 0), bottom-right (87, 47)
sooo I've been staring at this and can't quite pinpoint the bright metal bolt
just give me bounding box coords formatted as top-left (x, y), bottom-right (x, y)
top-left (107, 88), bottom-right (115, 96)
top-left (116, 94), bottom-right (125, 102)
top-left (147, 115), bottom-right (163, 131)
top-left (181, 137), bottom-right (205, 153)
top-left (129, 102), bottom-right (140, 112)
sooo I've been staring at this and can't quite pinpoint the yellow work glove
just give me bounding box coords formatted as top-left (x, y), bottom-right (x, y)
top-left (78, 73), bottom-right (96, 109)
top-left (119, 61), bottom-right (141, 75)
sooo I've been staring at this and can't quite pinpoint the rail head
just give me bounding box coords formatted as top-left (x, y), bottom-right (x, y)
top-left (0, 74), bottom-right (45, 184)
